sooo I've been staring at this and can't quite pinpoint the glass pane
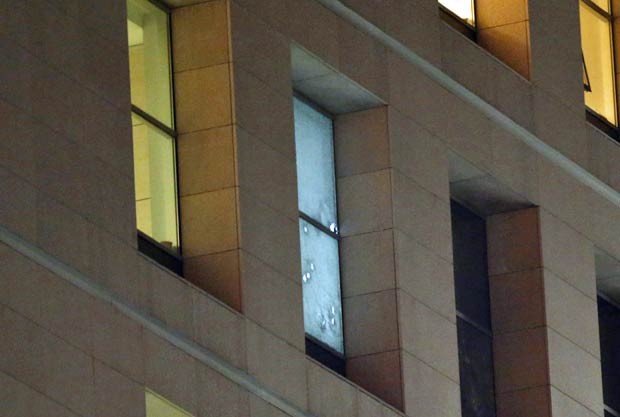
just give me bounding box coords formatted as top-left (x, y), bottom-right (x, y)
top-left (146, 390), bottom-right (193, 417)
top-left (299, 219), bottom-right (344, 354)
top-left (581, 1), bottom-right (617, 125)
top-left (127, 0), bottom-right (173, 127)
top-left (451, 201), bottom-right (491, 330)
top-left (132, 113), bottom-right (179, 252)
top-left (599, 296), bottom-right (620, 412)
top-left (457, 318), bottom-right (496, 417)
top-left (439, 0), bottom-right (475, 26)
top-left (294, 98), bottom-right (338, 231)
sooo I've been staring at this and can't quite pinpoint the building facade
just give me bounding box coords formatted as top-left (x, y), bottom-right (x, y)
top-left (2, 0), bottom-right (620, 417)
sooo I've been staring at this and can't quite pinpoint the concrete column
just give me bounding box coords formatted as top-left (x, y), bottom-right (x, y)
top-left (477, 0), bottom-right (530, 79)
top-left (487, 207), bottom-right (603, 417)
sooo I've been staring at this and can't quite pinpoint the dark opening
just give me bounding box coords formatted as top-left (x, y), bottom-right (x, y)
top-left (306, 335), bottom-right (346, 376)
top-left (598, 295), bottom-right (620, 415)
top-left (138, 231), bottom-right (183, 276)
top-left (451, 201), bottom-right (497, 417)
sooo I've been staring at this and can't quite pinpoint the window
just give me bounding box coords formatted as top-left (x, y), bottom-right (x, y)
top-left (146, 390), bottom-right (194, 417)
top-left (581, 0), bottom-right (618, 133)
top-left (451, 201), bottom-right (497, 417)
top-left (127, 0), bottom-right (182, 273)
top-left (439, 0), bottom-right (476, 39)
top-left (293, 96), bottom-right (345, 374)
top-left (598, 295), bottom-right (620, 417)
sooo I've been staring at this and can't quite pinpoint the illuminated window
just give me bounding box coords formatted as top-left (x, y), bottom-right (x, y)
top-left (146, 390), bottom-right (194, 417)
top-left (451, 202), bottom-right (497, 417)
top-left (439, 0), bottom-right (476, 26)
top-left (127, 0), bottom-right (181, 268)
top-left (293, 96), bottom-right (345, 373)
top-left (580, 0), bottom-right (617, 126)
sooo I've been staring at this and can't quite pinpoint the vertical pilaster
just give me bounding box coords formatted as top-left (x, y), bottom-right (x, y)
top-left (487, 207), bottom-right (603, 417)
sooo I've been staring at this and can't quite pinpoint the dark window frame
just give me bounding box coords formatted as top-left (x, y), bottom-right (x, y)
top-left (598, 293), bottom-right (620, 416)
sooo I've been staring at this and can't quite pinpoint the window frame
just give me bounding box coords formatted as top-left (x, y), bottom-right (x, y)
top-left (128, 0), bottom-right (183, 274)
top-left (581, 0), bottom-right (620, 137)
top-left (450, 200), bottom-right (498, 417)
top-left (293, 91), bottom-right (347, 375)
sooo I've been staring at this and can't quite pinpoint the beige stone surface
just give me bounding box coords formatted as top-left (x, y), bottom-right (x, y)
top-left (392, 170), bottom-right (453, 261)
top-left (338, 169), bottom-right (393, 237)
top-left (489, 268), bottom-right (545, 334)
top-left (344, 290), bottom-right (400, 357)
top-left (334, 106), bottom-right (390, 178)
top-left (144, 332), bottom-right (198, 415)
top-left (340, 230), bottom-right (396, 298)
top-left (347, 351), bottom-right (403, 411)
top-left (245, 321), bottom-right (308, 409)
top-left (175, 64), bottom-right (233, 134)
top-left (240, 251), bottom-right (305, 350)
top-left (493, 327), bottom-right (549, 393)
top-left (487, 208), bottom-right (541, 276)
top-left (172, 0), bottom-right (230, 73)
top-left (185, 250), bottom-right (242, 311)
top-left (193, 289), bottom-right (247, 369)
top-left (180, 187), bottom-right (239, 257)
top-left (178, 126), bottom-right (236, 197)
top-left (547, 329), bottom-right (603, 413)
top-left (394, 230), bottom-right (456, 321)
top-left (197, 364), bottom-right (250, 417)
top-left (397, 291), bottom-right (459, 383)
top-left (93, 360), bottom-right (145, 417)
top-left (401, 352), bottom-right (461, 417)
top-left (308, 360), bottom-right (357, 417)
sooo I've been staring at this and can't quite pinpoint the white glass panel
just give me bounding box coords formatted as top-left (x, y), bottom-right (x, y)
top-left (439, 0), bottom-right (475, 26)
top-left (581, 1), bottom-right (617, 125)
top-left (299, 219), bottom-right (344, 354)
top-left (146, 390), bottom-right (193, 417)
top-left (132, 114), bottom-right (179, 252)
top-left (294, 98), bottom-right (338, 231)
top-left (127, 0), bottom-right (173, 127)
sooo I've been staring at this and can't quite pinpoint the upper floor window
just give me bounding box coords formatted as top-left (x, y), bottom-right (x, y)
top-left (451, 201), bottom-right (497, 417)
top-left (127, 0), bottom-right (181, 271)
top-left (293, 96), bottom-right (345, 374)
top-left (580, 0), bottom-right (618, 128)
top-left (439, 0), bottom-right (475, 26)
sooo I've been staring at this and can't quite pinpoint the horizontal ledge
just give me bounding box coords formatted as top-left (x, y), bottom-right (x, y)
top-left (0, 224), bottom-right (315, 417)
top-left (314, 0), bottom-right (620, 209)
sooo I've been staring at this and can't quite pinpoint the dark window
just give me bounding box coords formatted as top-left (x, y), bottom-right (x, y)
top-left (599, 295), bottom-right (620, 415)
top-left (451, 201), bottom-right (497, 417)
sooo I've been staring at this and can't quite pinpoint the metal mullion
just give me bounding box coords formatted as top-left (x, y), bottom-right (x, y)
top-left (132, 105), bottom-right (177, 138)
top-left (583, 0), bottom-right (612, 19)
top-left (456, 311), bottom-right (492, 338)
top-left (605, 405), bottom-right (620, 417)
top-left (299, 211), bottom-right (340, 240)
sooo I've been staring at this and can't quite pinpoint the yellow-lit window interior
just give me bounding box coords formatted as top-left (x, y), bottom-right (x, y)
top-left (439, 0), bottom-right (475, 26)
top-left (580, 0), bottom-right (617, 125)
top-left (146, 390), bottom-right (194, 417)
top-left (127, 0), bottom-right (173, 127)
top-left (127, 0), bottom-right (179, 252)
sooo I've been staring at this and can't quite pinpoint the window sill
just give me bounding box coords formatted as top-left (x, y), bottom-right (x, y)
top-left (586, 109), bottom-right (619, 141)
top-left (137, 231), bottom-right (183, 276)
top-left (305, 335), bottom-right (346, 376)
top-left (439, 6), bottom-right (476, 41)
